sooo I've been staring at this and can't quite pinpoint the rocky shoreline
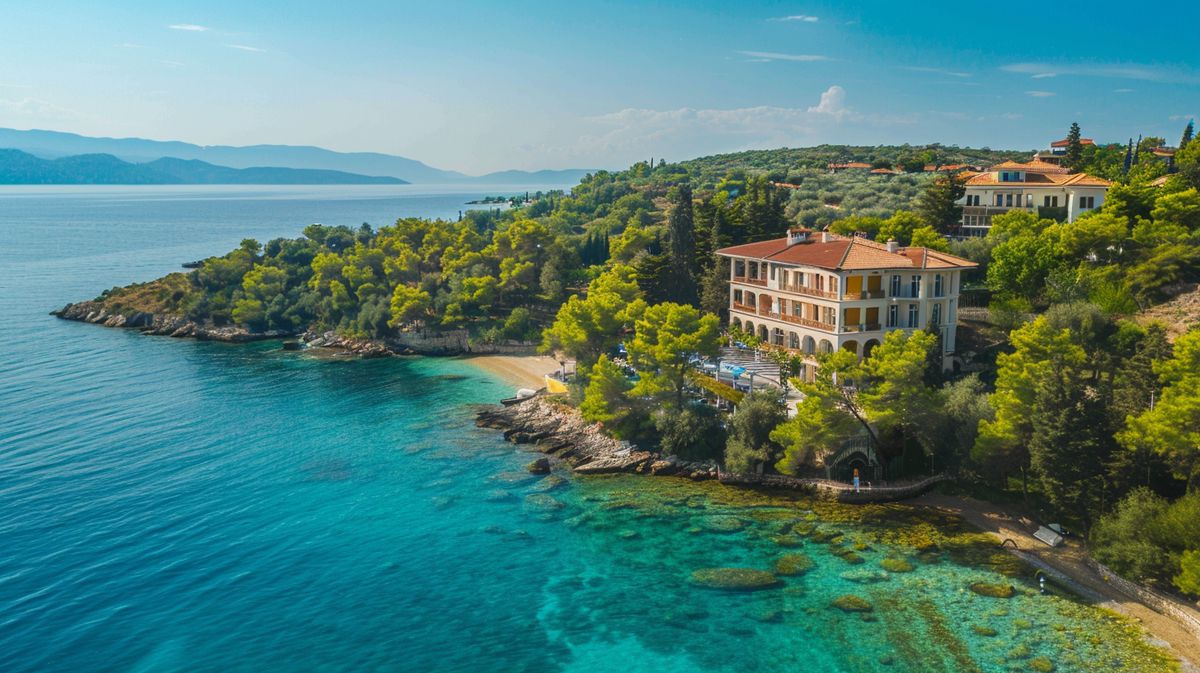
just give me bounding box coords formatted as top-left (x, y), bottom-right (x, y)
top-left (476, 396), bottom-right (719, 479)
top-left (52, 301), bottom-right (292, 342)
top-left (52, 301), bottom-right (537, 356)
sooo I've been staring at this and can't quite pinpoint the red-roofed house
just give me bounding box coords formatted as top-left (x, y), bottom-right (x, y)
top-left (717, 229), bottom-right (977, 374)
top-left (957, 159), bottom-right (1111, 236)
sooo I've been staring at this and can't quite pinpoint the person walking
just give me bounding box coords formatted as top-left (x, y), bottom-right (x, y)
top-left (852, 468), bottom-right (860, 493)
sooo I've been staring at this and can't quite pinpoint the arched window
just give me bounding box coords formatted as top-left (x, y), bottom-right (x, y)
top-left (803, 336), bottom-right (816, 354)
top-left (758, 325), bottom-right (769, 342)
top-left (788, 332), bottom-right (800, 349)
top-left (818, 339), bottom-right (833, 354)
top-left (773, 328), bottom-right (784, 346)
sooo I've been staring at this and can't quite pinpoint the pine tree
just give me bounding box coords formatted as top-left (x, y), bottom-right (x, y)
top-left (1065, 122), bottom-right (1084, 171)
top-left (664, 184), bottom-right (698, 306)
top-left (1029, 369), bottom-right (1113, 528)
top-left (1181, 120), bottom-right (1195, 150)
top-left (915, 174), bottom-right (966, 233)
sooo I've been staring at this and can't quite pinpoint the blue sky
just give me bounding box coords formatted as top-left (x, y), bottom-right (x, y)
top-left (0, 0), bottom-right (1196, 172)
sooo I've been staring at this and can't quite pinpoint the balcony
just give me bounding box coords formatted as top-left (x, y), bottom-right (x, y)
top-left (841, 323), bottom-right (882, 334)
top-left (848, 290), bottom-right (886, 300)
top-left (776, 312), bottom-right (836, 332)
top-left (731, 302), bottom-right (757, 314)
top-left (780, 283), bottom-right (838, 300)
top-left (732, 276), bottom-right (767, 287)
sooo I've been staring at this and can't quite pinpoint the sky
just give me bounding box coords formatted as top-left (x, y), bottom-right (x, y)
top-left (0, 0), bottom-right (1197, 173)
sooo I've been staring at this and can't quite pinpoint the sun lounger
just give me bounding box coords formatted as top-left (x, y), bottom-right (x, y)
top-left (1034, 525), bottom-right (1064, 547)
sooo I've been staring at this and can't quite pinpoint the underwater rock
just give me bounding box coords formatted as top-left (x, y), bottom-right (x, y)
top-left (527, 474), bottom-right (567, 493)
top-left (841, 570), bottom-right (890, 584)
top-left (772, 535), bottom-right (804, 548)
top-left (773, 553), bottom-right (815, 576)
top-left (1027, 657), bottom-right (1055, 672)
top-left (749, 606), bottom-right (783, 623)
top-left (523, 493), bottom-right (565, 512)
top-left (700, 515), bottom-right (748, 533)
top-left (830, 594), bottom-right (874, 612)
top-left (689, 568), bottom-right (781, 591)
top-left (969, 582), bottom-right (1016, 598)
top-left (527, 457), bottom-right (551, 474)
top-left (880, 558), bottom-right (915, 573)
top-left (972, 625), bottom-right (998, 637)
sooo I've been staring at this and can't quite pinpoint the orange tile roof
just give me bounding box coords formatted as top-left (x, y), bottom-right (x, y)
top-left (1151, 147), bottom-right (1176, 157)
top-left (967, 159), bottom-right (1110, 188)
top-left (1050, 138), bottom-right (1096, 148)
top-left (828, 162), bottom-right (873, 169)
top-left (716, 233), bottom-right (977, 271)
top-left (870, 168), bottom-right (897, 174)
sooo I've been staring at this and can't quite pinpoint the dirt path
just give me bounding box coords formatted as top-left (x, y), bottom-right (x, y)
top-left (913, 493), bottom-right (1200, 668)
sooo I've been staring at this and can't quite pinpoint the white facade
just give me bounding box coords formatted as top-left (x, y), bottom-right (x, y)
top-left (957, 161), bottom-right (1111, 237)
top-left (724, 256), bottom-right (966, 375)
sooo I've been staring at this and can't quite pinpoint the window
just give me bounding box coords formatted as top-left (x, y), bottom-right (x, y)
top-left (823, 307), bottom-right (836, 325)
top-left (796, 271), bottom-right (806, 287)
top-left (1052, 196), bottom-right (1059, 207)
top-left (933, 274), bottom-right (944, 297)
top-left (734, 289), bottom-right (743, 304)
top-left (1044, 195), bottom-right (1052, 207)
top-left (995, 193), bottom-right (1004, 206)
top-left (887, 305), bottom-right (898, 328)
top-left (931, 303), bottom-right (942, 326)
top-left (907, 304), bottom-right (919, 328)
top-left (815, 275), bottom-right (824, 291)
top-left (890, 274), bottom-right (901, 296)
top-left (830, 277), bottom-right (838, 293)
top-left (1079, 196), bottom-right (1095, 209)
top-left (793, 301), bottom-right (803, 317)
top-left (769, 264), bottom-right (775, 280)
top-left (1025, 193), bottom-right (1033, 207)
top-left (909, 275), bottom-right (921, 298)
top-left (1005, 193), bottom-right (1014, 207)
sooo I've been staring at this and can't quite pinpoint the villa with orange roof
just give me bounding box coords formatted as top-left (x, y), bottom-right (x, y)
top-left (716, 228), bottom-right (977, 374)
top-left (957, 159), bottom-right (1111, 236)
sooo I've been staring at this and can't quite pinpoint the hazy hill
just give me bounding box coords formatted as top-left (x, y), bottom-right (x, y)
top-left (0, 149), bottom-right (406, 185)
top-left (0, 128), bottom-right (593, 184)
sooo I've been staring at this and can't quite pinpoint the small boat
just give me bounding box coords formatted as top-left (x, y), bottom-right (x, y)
top-left (501, 387), bottom-right (543, 406)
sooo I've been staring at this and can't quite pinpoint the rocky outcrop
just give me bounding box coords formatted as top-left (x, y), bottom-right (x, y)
top-left (475, 397), bottom-right (719, 479)
top-left (300, 331), bottom-right (392, 358)
top-left (52, 301), bottom-right (291, 343)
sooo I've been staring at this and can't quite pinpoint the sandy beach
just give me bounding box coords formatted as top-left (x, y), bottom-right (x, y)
top-left (465, 354), bottom-right (563, 390)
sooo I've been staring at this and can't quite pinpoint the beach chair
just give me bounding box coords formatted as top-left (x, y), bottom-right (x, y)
top-left (1033, 526), bottom-right (1064, 547)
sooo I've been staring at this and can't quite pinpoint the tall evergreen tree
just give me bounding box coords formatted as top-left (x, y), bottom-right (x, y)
top-left (664, 184), bottom-right (698, 305)
top-left (1181, 120), bottom-right (1194, 150)
top-left (1123, 138), bottom-right (1134, 174)
top-left (915, 174), bottom-right (966, 233)
top-left (1029, 369), bottom-right (1114, 528)
top-left (1065, 122), bottom-right (1084, 170)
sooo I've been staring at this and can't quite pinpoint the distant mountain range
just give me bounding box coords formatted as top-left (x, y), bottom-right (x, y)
top-left (0, 149), bottom-right (406, 185)
top-left (0, 128), bottom-right (594, 184)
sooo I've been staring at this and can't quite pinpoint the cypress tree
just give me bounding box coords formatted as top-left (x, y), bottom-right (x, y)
top-left (1065, 122), bottom-right (1084, 171)
top-left (1123, 138), bottom-right (1134, 174)
top-left (1182, 120), bottom-right (1195, 150)
top-left (664, 184), bottom-right (699, 306)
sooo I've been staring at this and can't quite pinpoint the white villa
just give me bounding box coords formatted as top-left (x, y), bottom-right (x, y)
top-left (717, 229), bottom-right (977, 376)
top-left (957, 159), bottom-right (1111, 237)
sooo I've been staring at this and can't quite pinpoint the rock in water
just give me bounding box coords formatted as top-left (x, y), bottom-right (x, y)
top-left (689, 568), bottom-right (781, 591)
top-left (526, 457), bottom-right (551, 474)
top-left (773, 553), bottom-right (815, 576)
top-left (880, 558), bottom-right (915, 573)
top-left (830, 595), bottom-right (874, 612)
top-left (969, 581), bottom-right (1016, 598)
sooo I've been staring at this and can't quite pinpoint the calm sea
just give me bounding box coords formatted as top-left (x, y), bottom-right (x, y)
top-left (0, 186), bottom-right (1173, 673)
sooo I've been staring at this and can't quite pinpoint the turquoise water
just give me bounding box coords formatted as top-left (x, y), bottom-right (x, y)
top-left (0, 186), bottom-right (1175, 673)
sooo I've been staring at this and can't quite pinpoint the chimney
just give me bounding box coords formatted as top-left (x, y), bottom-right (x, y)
top-left (886, 239), bottom-right (899, 253)
top-left (787, 227), bottom-right (810, 245)
top-left (821, 231), bottom-right (833, 243)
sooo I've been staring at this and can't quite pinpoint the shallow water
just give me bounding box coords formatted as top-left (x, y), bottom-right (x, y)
top-left (0, 186), bottom-right (1176, 672)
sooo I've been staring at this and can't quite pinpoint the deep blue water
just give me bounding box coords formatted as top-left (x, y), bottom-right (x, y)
top-left (0, 186), bottom-right (1175, 673)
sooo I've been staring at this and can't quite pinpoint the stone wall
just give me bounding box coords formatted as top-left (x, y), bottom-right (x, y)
top-left (1085, 558), bottom-right (1200, 641)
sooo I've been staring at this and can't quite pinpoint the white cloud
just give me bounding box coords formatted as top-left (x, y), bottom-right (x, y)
top-left (771, 14), bottom-right (819, 22)
top-left (1002, 62), bottom-right (1200, 84)
top-left (737, 51), bottom-right (829, 62)
top-left (1114, 88), bottom-right (1135, 93)
top-left (1170, 114), bottom-right (1196, 121)
top-left (226, 44), bottom-right (266, 53)
top-left (902, 66), bottom-right (971, 78)
top-left (1025, 91), bottom-right (1056, 97)
top-left (808, 85), bottom-right (848, 119)
top-left (168, 24), bottom-right (208, 32)
top-left (0, 97), bottom-right (79, 120)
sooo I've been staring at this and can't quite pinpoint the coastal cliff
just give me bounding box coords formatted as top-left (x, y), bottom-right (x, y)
top-left (53, 301), bottom-right (537, 356)
top-left (52, 301), bottom-right (291, 342)
top-left (476, 397), bottom-right (719, 479)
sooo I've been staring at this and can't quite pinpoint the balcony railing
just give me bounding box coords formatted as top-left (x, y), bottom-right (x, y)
top-left (841, 323), bottom-right (882, 333)
top-left (731, 302), bottom-right (757, 314)
top-left (780, 283), bottom-right (838, 300)
top-left (774, 312), bottom-right (836, 332)
top-left (846, 290), bottom-right (886, 300)
top-left (963, 205), bottom-right (1032, 217)
top-left (732, 276), bottom-right (767, 287)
